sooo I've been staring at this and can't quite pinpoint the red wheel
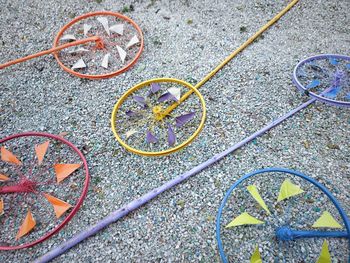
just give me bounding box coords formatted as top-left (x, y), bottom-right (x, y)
top-left (0, 132), bottom-right (89, 250)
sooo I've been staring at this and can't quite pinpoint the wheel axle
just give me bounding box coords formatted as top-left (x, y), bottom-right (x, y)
top-left (0, 178), bottom-right (37, 194)
top-left (276, 226), bottom-right (349, 241)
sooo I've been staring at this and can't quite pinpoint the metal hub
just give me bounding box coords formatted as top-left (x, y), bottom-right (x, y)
top-left (152, 105), bottom-right (164, 121)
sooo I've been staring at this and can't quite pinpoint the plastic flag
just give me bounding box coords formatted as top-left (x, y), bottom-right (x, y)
top-left (247, 185), bottom-right (270, 214)
top-left (277, 179), bottom-right (304, 202)
top-left (225, 212), bottom-right (264, 228)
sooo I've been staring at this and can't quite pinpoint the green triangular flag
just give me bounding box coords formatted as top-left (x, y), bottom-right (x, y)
top-left (277, 179), bottom-right (304, 202)
top-left (225, 212), bottom-right (264, 228)
top-left (316, 240), bottom-right (331, 263)
top-left (312, 211), bottom-right (342, 228)
top-left (250, 246), bottom-right (262, 263)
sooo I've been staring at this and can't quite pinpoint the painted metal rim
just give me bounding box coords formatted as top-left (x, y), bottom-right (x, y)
top-left (292, 54), bottom-right (350, 107)
top-left (111, 78), bottom-right (207, 156)
top-left (216, 167), bottom-right (350, 262)
top-left (0, 132), bottom-right (90, 250)
top-left (53, 11), bottom-right (144, 79)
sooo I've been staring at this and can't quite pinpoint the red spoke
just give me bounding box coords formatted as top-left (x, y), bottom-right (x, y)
top-left (28, 151), bottom-right (38, 179)
top-left (13, 165), bottom-right (26, 181)
top-left (0, 194), bottom-right (15, 226)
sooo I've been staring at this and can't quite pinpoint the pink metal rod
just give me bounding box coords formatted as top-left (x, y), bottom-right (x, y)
top-left (35, 96), bottom-right (317, 263)
top-left (0, 178), bottom-right (38, 194)
top-left (0, 185), bottom-right (32, 194)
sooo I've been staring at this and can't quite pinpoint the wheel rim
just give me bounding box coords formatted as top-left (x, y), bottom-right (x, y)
top-left (216, 168), bottom-right (350, 262)
top-left (293, 54), bottom-right (350, 107)
top-left (0, 132), bottom-right (89, 250)
top-left (111, 78), bottom-right (207, 156)
top-left (53, 11), bottom-right (144, 79)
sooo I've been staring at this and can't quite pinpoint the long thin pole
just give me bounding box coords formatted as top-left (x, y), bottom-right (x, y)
top-left (0, 36), bottom-right (101, 69)
top-left (289, 230), bottom-right (349, 239)
top-left (159, 0), bottom-right (299, 119)
top-left (35, 95), bottom-right (316, 263)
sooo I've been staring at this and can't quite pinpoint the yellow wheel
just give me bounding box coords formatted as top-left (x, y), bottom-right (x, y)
top-left (111, 78), bottom-right (206, 156)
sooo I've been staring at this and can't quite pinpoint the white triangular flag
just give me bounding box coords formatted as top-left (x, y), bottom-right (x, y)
top-left (126, 130), bottom-right (137, 139)
top-left (168, 87), bottom-right (181, 101)
top-left (61, 34), bottom-right (76, 41)
top-left (72, 58), bottom-right (86, 69)
top-left (97, 17), bottom-right (110, 36)
top-left (109, 24), bottom-right (124, 35)
top-left (101, 53), bottom-right (110, 69)
top-left (117, 46), bottom-right (127, 63)
top-left (69, 47), bottom-right (89, 54)
top-left (83, 24), bottom-right (92, 36)
top-left (126, 35), bottom-right (139, 48)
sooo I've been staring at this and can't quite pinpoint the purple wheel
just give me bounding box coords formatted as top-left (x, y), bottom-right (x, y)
top-left (293, 54), bottom-right (350, 107)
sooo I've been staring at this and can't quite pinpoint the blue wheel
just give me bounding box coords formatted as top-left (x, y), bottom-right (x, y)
top-left (216, 168), bottom-right (350, 262)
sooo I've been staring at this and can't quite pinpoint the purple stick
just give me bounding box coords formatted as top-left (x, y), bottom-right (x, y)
top-left (35, 97), bottom-right (316, 262)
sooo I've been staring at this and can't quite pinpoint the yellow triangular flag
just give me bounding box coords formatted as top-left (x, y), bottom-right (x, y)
top-left (225, 212), bottom-right (264, 228)
top-left (316, 240), bottom-right (331, 263)
top-left (250, 246), bottom-right (262, 263)
top-left (247, 185), bottom-right (270, 215)
top-left (277, 179), bottom-right (304, 202)
top-left (312, 211), bottom-right (342, 228)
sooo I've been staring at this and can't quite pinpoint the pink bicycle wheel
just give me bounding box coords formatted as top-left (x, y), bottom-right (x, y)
top-left (0, 132), bottom-right (89, 250)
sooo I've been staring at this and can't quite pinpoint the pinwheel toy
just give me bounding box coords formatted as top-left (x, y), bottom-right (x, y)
top-left (293, 54), bottom-right (350, 107)
top-left (36, 53), bottom-right (349, 262)
top-left (0, 132), bottom-right (89, 250)
top-left (111, 0), bottom-right (299, 156)
top-left (216, 168), bottom-right (350, 262)
top-left (0, 11), bottom-right (144, 79)
top-left (35, 12), bottom-right (350, 262)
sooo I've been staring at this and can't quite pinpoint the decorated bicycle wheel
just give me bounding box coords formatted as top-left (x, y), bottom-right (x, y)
top-left (54, 11), bottom-right (143, 79)
top-left (216, 168), bottom-right (350, 262)
top-left (111, 78), bottom-right (206, 156)
top-left (0, 11), bottom-right (143, 79)
top-left (109, 1), bottom-right (301, 156)
top-left (293, 54), bottom-right (350, 107)
top-left (0, 132), bottom-right (89, 250)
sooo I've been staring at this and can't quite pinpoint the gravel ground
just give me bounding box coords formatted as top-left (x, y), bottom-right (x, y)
top-left (0, 0), bottom-right (349, 262)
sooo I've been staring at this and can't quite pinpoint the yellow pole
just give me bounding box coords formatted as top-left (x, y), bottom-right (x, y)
top-left (160, 0), bottom-right (299, 119)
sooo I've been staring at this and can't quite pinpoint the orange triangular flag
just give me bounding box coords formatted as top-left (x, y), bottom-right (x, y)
top-left (44, 193), bottom-right (72, 218)
top-left (0, 173), bottom-right (9, 181)
top-left (54, 163), bottom-right (82, 183)
top-left (35, 141), bottom-right (50, 165)
top-left (16, 209), bottom-right (36, 240)
top-left (1, 147), bottom-right (22, 165)
top-left (0, 199), bottom-right (4, 215)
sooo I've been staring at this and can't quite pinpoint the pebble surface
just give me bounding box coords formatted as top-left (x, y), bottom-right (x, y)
top-left (0, 0), bottom-right (349, 262)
